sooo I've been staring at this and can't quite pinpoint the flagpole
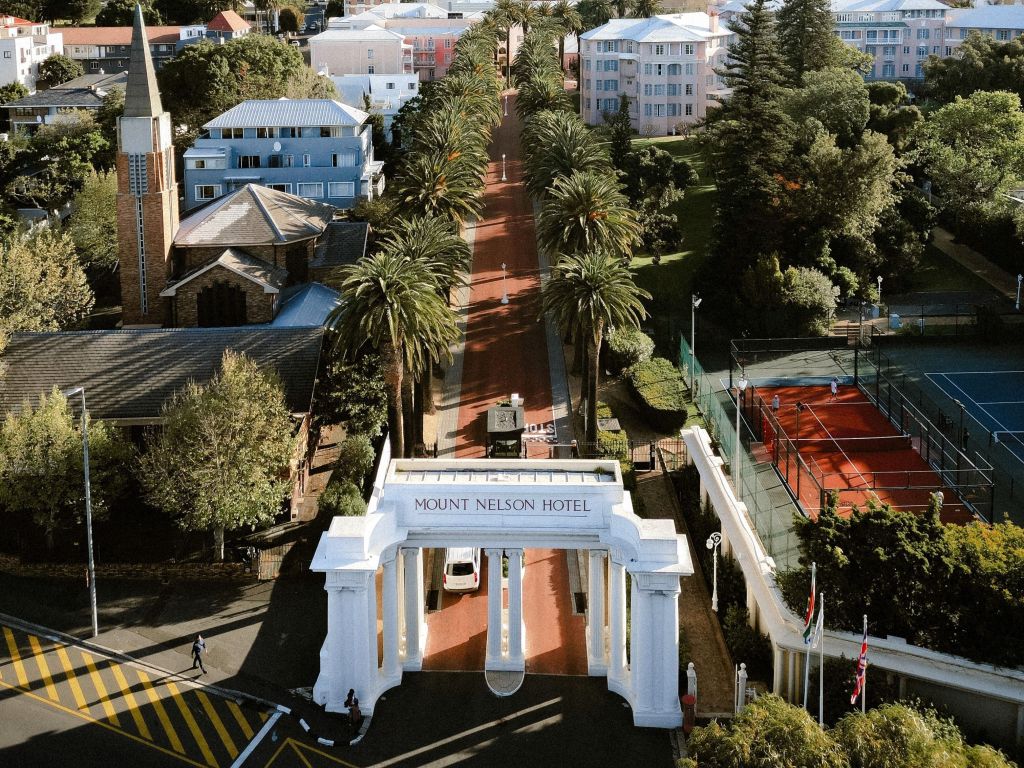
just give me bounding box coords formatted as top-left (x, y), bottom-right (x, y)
top-left (861, 613), bottom-right (867, 714)
top-left (819, 594), bottom-right (825, 726)
top-left (802, 562), bottom-right (816, 709)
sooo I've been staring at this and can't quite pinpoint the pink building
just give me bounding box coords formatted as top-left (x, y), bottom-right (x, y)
top-left (832, 0), bottom-right (948, 82)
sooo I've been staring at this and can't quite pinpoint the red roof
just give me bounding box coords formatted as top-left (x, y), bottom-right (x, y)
top-left (207, 10), bottom-right (249, 32)
top-left (1, 16), bottom-right (39, 27)
top-left (58, 26), bottom-right (183, 46)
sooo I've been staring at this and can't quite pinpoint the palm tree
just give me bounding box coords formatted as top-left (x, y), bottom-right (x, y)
top-left (577, 0), bottom-right (613, 29)
top-left (630, 0), bottom-right (664, 17)
top-left (393, 149), bottom-right (486, 225)
top-left (493, 0), bottom-right (521, 85)
top-left (542, 250), bottom-right (649, 445)
top-left (522, 110), bottom-right (612, 199)
top-left (537, 170), bottom-right (641, 257)
top-left (552, 0), bottom-right (583, 73)
top-left (328, 251), bottom-right (459, 459)
top-left (515, 73), bottom-right (573, 120)
top-left (381, 215), bottom-right (472, 298)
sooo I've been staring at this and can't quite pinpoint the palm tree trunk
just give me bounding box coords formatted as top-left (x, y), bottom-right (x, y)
top-left (587, 331), bottom-right (601, 445)
top-left (413, 374), bottom-right (425, 447)
top-left (402, 372), bottom-right (416, 457)
top-left (214, 525), bottom-right (225, 562)
top-left (422, 364), bottom-right (436, 415)
top-left (506, 29), bottom-right (512, 85)
top-left (558, 37), bottom-right (565, 74)
top-left (383, 341), bottom-right (404, 459)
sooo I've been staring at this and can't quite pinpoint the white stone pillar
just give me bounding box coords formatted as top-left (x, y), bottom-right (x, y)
top-left (629, 577), bottom-right (653, 711)
top-left (315, 569), bottom-right (377, 713)
top-left (587, 550), bottom-right (608, 675)
top-left (658, 590), bottom-right (681, 714)
top-left (313, 585), bottom-right (345, 707)
top-left (772, 644), bottom-right (785, 696)
top-left (628, 574), bottom-right (683, 728)
top-left (746, 586), bottom-right (758, 630)
top-left (507, 548), bottom-right (525, 669)
top-left (382, 548), bottom-right (401, 683)
top-left (484, 548), bottom-right (504, 668)
top-left (401, 547), bottom-right (425, 670)
top-left (608, 557), bottom-right (627, 686)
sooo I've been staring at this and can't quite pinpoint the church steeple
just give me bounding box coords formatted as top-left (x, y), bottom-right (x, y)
top-left (116, 2), bottom-right (178, 327)
top-left (123, 4), bottom-right (162, 118)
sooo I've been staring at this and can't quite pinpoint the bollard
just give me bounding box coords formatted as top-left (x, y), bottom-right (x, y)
top-left (682, 694), bottom-right (696, 735)
top-left (735, 663), bottom-right (747, 714)
top-left (686, 661), bottom-right (697, 698)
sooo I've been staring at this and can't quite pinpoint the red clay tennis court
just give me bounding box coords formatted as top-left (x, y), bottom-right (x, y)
top-left (745, 384), bottom-right (979, 524)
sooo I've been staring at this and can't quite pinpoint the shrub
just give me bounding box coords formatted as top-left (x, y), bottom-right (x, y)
top-left (318, 479), bottom-right (366, 517)
top-left (722, 605), bottom-right (773, 682)
top-left (606, 326), bottom-right (654, 373)
top-left (596, 401), bottom-right (635, 491)
top-left (627, 357), bottom-right (689, 430)
top-left (335, 434), bottom-right (375, 487)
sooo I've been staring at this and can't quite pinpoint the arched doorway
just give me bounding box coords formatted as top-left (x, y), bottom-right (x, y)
top-left (311, 454), bottom-right (692, 728)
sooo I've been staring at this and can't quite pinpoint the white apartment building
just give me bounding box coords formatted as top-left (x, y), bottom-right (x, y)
top-left (0, 16), bottom-right (62, 91)
top-left (310, 25), bottom-right (412, 77)
top-left (579, 12), bottom-right (734, 136)
top-left (944, 4), bottom-right (1024, 56)
top-left (331, 73), bottom-right (420, 138)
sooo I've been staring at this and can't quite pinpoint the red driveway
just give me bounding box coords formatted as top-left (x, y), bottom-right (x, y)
top-left (422, 94), bottom-right (587, 675)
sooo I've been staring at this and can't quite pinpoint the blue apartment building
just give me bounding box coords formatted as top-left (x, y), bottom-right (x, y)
top-left (182, 98), bottom-right (384, 211)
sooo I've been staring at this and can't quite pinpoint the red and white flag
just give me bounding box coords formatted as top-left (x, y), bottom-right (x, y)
top-left (850, 621), bottom-right (869, 705)
top-left (802, 563), bottom-right (816, 644)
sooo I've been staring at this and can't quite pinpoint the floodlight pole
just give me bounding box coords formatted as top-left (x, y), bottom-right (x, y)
top-left (734, 375), bottom-right (748, 499)
top-left (501, 153), bottom-right (507, 182)
top-left (504, 94), bottom-right (508, 117)
top-left (1016, 273), bottom-right (1022, 311)
top-left (691, 294), bottom-right (701, 398)
top-left (63, 386), bottom-right (98, 639)
top-left (876, 275), bottom-right (883, 308)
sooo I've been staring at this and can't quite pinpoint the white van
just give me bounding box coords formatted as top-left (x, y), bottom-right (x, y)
top-left (443, 547), bottom-right (481, 592)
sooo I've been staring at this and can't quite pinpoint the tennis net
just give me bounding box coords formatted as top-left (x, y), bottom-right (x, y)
top-left (795, 435), bottom-right (913, 454)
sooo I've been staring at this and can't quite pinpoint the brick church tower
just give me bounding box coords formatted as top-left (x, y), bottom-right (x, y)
top-left (117, 4), bottom-right (178, 326)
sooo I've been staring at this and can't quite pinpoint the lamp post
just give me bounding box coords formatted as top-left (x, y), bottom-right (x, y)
top-left (62, 386), bottom-right (98, 639)
top-left (500, 262), bottom-right (509, 305)
top-left (1017, 273), bottom-right (1022, 311)
top-left (876, 275), bottom-right (883, 307)
top-left (734, 374), bottom-right (748, 498)
top-left (706, 532), bottom-right (722, 612)
top-left (504, 94), bottom-right (508, 117)
top-left (690, 295), bottom-right (702, 398)
top-left (501, 153), bottom-right (507, 182)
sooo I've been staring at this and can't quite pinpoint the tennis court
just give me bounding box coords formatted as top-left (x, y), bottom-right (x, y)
top-left (925, 370), bottom-right (1024, 464)
top-left (745, 383), bottom-right (980, 524)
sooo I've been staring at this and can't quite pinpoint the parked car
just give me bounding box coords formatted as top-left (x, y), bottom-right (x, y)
top-left (443, 548), bottom-right (481, 592)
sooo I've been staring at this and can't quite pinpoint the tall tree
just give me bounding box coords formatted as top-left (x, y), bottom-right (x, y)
top-left (0, 228), bottom-right (93, 334)
top-left (37, 54), bottom-right (84, 88)
top-left (327, 251), bottom-right (459, 459)
top-left (139, 351), bottom-right (295, 561)
top-left (542, 250), bottom-right (649, 444)
top-left (923, 31), bottom-right (1024, 105)
top-left (551, 0), bottom-right (582, 71)
top-left (0, 388), bottom-right (130, 553)
top-left (41, 0), bottom-right (101, 23)
top-left (522, 109), bottom-right (611, 199)
top-left (775, 0), bottom-right (840, 84)
top-left (69, 171), bottom-right (118, 272)
top-left (9, 110), bottom-right (105, 210)
top-left (537, 169), bottom-right (640, 257)
top-left (97, 0), bottom-right (162, 25)
top-left (629, 0), bottom-right (662, 17)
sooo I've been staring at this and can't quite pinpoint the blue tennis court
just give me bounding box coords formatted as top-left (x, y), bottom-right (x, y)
top-left (926, 370), bottom-right (1024, 462)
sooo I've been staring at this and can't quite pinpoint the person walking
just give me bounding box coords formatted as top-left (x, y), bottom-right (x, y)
top-left (191, 634), bottom-right (207, 674)
top-left (829, 377), bottom-right (839, 402)
top-left (349, 697), bottom-right (364, 734)
top-left (771, 394), bottom-right (780, 414)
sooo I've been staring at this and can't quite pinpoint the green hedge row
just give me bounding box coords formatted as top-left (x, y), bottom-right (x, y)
top-left (627, 357), bottom-right (689, 431)
top-left (596, 401), bottom-right (635, 491)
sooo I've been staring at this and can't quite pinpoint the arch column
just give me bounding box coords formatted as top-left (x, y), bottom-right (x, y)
top-left (628, 573), bottom-right (683, 728)
top-left (401, 547), bottom-right (426, 670)
top-left (381, 548), bottom-right (401, 684)
top-left (314, 568), bottom-right (377, 714)
top-left (587, 550), bottom-right (608, 675)
top-left (608, 555), bottom-right (628, 693)
top-left (507, 548), bottom-right (526, 669)
top-left (484, 548), bottom-right (504, 669)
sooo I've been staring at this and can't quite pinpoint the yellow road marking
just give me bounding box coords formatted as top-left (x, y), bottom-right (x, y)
top-left (27, 635), bottom-right (58, 701)
top-left (110, 662), bottom-right (153, 740)
top-left (291, 741), bottom-right (315, 768)
top-left (54, 645), bottom-right (89, 712)
top-left (165, 680), bottom-right (218, 767)
top-left (261, 711), bottom-right (270, 722)
top-left (137, 669), bottom-right (187, 755)
top-left (266, 738), bottom-right (292, 766)
top-left (2, 627), bottom-right (29, 687)
top-left (289, 739), bottom-right (360, 767)
top-left (80, 651), bottom-right (121, 726)
top-left (226, 700), bottom-right (255, 740)
top-left (196, 689), bottom-right (239, 760)
top-left (0, 677), bottom-right (206, 768)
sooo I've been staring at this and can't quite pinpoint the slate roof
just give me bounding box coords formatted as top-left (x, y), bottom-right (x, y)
top-left (207, 10), bottom-right (250, 32)
top-left (160, 248), bottom-right (288, 296)
top-left (271, 283), bottom-right (341, 327)
top-left (4, 72), bottom-right (128, 109)
top-left (203, 99), bottom-right (369, 129)
top-left (581, 13), bottom-right (720, 43)
top-left (310, 221), bottom-right (368, 271)
top-left (946, 6), bottom-right (1024, 29)
top-left (0, 327), bottom-right (324, 420)
top-left (175, 184), bottom-right (335, 248)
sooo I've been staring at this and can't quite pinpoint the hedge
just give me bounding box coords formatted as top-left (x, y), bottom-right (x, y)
top-left (597, 401), bottom-right (635, 491)
top-left (627, 357), bottom-right (689, 430)
top-left (606, 326), bottom-right (655, 374)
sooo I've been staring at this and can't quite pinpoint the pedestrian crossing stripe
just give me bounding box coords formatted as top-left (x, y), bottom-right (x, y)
top-left (0, 624), bottom-right (271, 767)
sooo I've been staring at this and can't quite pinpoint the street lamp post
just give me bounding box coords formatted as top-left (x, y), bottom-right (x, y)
top-left (63, 386), bottom-right (98, 638)
top-left (1017, 273), bottom-right (1022, 311)
top-left (734, 374), bottom-right (748, 498)
top-left (690, 295), bottom-right (701, 398)
top-left (501, 262), bottom-right (509, 305)
top-left (876, 275), bottom-right (883, 308)
top-left (706, 532), bottom-right (722, 612)
top-left (501, 153), bottom-right (507, 182)
top-left (504, 94), bottom-right (508, 117)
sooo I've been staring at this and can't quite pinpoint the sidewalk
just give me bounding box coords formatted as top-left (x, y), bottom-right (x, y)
top-left (931, 227), bottom-right (1019, 301)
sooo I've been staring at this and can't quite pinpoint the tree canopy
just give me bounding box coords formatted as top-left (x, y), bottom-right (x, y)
top-left (38, 54), bottom-right (84, 88)
top-left (97, 0), bottom-right (162, 25)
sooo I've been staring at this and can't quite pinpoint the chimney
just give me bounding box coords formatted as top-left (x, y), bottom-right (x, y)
top-left (709, 9), bottom-right (719, 33)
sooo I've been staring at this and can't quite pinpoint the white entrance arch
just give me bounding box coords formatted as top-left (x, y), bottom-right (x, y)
top-left (311, 455), bottom-right (693, 728)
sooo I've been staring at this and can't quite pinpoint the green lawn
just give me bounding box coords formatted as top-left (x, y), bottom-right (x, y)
top-left (629, 136), bottom-right (716, 354)
top-left (906, 243), bottom-right (997, 294)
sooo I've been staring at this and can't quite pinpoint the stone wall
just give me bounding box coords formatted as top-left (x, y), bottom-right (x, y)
top-left (0, 554), bottom-right (254, 582)
top-left (172, 265), bottom-right (275, 327)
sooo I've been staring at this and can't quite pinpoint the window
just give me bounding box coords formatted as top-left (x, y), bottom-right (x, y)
top-left (654, 44), bottom-right (665, 55)
top-left (408, 82), bottom-right (416, 90)
top-left (654, 84), bottom-right (665, 95)
top-left (585, 58), bottom-right (591, 71)
top-left (237, 155), bottom-right (260, 168)
top-left (932, 46), bottom-right (939, 54)
top-left (256, 127), bottom-right (272, 138)
top-left (296, 182), bottom-right (323, 198)
top-left (195, 184), bottom-right (221, 200)
top-left (685, 63), bottom-right (695, 75)
top-left (902, 63), bottom-right (909, 72)
top-left (585, 98), bottom-right (591, 110)
top-left (193, 159), bottom-right (207, 169)
top-left (2, 52), bottom-right (9, 58)
top-left (367, 48), bottom-right (374, 58)
top-left (644, 83), bottom-right (652, 96)
top-left (445, 39), bottom-right (451, 48)
top-left (917, 45), bottom-right (927, 56)
top-left (917, 28), bottom-right (929, 39)
top-left (266, 183), bottom-right (292, 193)
top-left (866, 30), bottom-right (877, 40)
top-left (596, 79), bottom-right (603, 91)
top-left (685, 103), bottom-right (693, 116)
top-left (883, 46), bottom-right (895, 57)
top-left (997, 30), bottom-right (1010, 41)
top-left (644, 63), bottom-right (652, 75)
top-left (605, 79), bottom-right (617, 91)
top-left (386, 82), bottom-right (395, 89)
top-left (368, 65), bottom-right (374, 74)
top-left (654, 104), bottom-right (665, 117)
top-left (320, 126), bottom-right (333, 137)
top-left (197, 281), bottom-right (246, 327)
top-left (945, 46), bottom-right (951, 56)
top-left (585, 78), bottom-right (591, 90)
top-left (329, 181), bottom-right (355, 197)
top-left (904, 46), bottom-right (910, 54)
top-left (656, 63), bottom-right (663, 76)
top-left (685, 83), bottom-right (692, 95)
top-left (668, 103), bottom-right (679, 116)
top-left (268, 154), bottom-right (294, 168)
top-left (882, 63), bottom-right (895, 77)
top-left (684, 43), bottom-right (694, 55)
top-left (644, 103), bottom-right (652, 116)
top-left (607, 59), bottom-right (618, 71)
top-left (667, 83), bottom-right (678, 96)
top-left (668, 63), bottom-right (681, 75)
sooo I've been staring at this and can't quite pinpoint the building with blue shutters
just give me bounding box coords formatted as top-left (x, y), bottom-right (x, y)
top-left (182, 98), bottom-right (385, 211)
